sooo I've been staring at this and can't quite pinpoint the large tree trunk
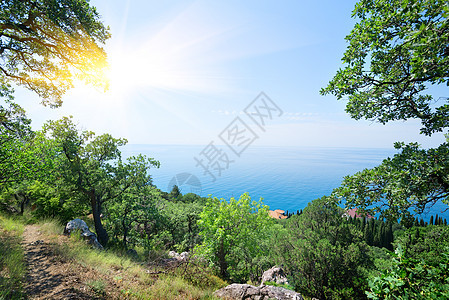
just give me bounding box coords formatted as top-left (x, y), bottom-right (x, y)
top-left (122, 217), bottom-right (128, 250)
top-left (218, 239), bottom-right (228, 279)
top-left (90, 192), bottom-right (108, 246)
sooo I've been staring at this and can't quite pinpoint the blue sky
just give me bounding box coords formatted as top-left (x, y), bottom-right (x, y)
top-left (16, 0), bottom-right (446, 148)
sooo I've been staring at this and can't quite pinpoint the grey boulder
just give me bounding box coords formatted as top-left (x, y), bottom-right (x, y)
top-left (64, 218), bottom-right (103, 249)
top-left (261, 266), bottom-right (289, 286)
top-left (214, 283), bottom-right (303, 300)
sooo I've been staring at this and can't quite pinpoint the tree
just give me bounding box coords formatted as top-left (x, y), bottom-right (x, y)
top-left (367, 246), bottom-right (449, 299)
top-left (274, 197), bottom-right (370, 299)
top-left (106, 184), bottom-right (162, 250)
top-left (169, 184), bottom-right (181, 201)
top-left (162, 198), bottom-right (204, 252)
top-left (334, 141), bottom-right (449, 221)
top-left (0, 100), bottom-right (31, 185)
top-left (321, 0), bottom-right (449, 221)
top-left (0, 0), bottom-right (110, 106)
top-left (0, 99), bottom-right (56, 189)
top-left (395, 225), bottom-right (449, 265)
top-left (195, 193), bottom-right (272, 282)
top-left (320, 0), bottom-right (449, 136)
top-left (43, 116), bottom-right (160, 246)
top-left (27, 179), bottom-right (87, 221)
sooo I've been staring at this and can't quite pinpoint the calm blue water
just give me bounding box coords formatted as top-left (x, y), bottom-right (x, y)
top-left (121, 145), bottom-right (448, 220)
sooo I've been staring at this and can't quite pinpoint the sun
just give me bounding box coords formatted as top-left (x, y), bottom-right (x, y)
top-left (103, 40), bottom-right (206, 98)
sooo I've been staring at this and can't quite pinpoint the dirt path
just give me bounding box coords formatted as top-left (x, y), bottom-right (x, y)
top-left (21, 225), bottom-right (96, 299)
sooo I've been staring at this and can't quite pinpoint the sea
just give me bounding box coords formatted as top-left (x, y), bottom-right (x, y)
top-left (121, 144), bottom-right (448, 221)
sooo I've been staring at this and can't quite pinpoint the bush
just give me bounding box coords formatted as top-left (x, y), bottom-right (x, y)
top-left (274, 197), bottom-right (371, 299)
top-left (367, 246), bottom-right (449, 299)
top-left (195, 193), bottom-right (273, 282)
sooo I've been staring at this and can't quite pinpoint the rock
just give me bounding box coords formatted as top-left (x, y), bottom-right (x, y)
top-left (167, 250), bottom-right (189, 261)
top-left (179, 251), bottom-right (189, 260)
top-left (261, 266), bottom-right (289, 286)
top-left (214, 283), bottom-right (303, 300)
top-left (64, 219), bottom-right (103, 249)
top-left (64, 218), bottom-right (89, 234)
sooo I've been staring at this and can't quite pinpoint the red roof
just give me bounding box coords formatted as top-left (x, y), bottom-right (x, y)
top-left (345, 208), bottom-right (374, 219)
top-left (269, 209), bottom-right (287, 219)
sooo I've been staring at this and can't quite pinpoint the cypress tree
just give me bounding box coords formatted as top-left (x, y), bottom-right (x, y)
top-left (364, 223), bottom-right (373, 245)
top-left (414, 218), bottom-right (419, 227)
top-left (414, 227), bottom-right (420, 242)
top-left (377, 222), bottom-right (385, 248)
top-left (420, 218), bottom-right (425, 227)
top-left (435, 214), bottom-right (439, 225)
top-left (430, 215), bottom-right (434, 225)
top-left (374, 230), bottom-right (381, 247)
top-left (386, 223), bottom-right (393, 250)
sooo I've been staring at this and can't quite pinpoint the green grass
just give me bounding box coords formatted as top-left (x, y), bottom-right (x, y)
top-left (86, 278), bottom-right (107, 297)
top-left (0, 215), bottom-right (26, 300)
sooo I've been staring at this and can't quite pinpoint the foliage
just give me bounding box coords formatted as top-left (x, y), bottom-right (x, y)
top-left (86, 279), bottom-right (106, 297)
top-left (334, 141), bottom-right (449, 221)
top-left (394, 225), bottom-right (449, 266)
top-left (0, 0), bottom-right (110, 106)
top-left (321, 0), bottom-right (449, 225)
top-left (366, 246), bottom-right (449, 299)
top-left (42, 116), bottom-right (160, 246)
top-left (263, 280), bottom-right (295, 291)
top-left (161, 194), bottom-right (206, 252)
top-left (169, 185), bottom-right (182, 201)
top-left (321, 0), bottom-right (449, 136)
top-left (0, 214), bottom-right (25, 299)
top-left (195, 193), bottom-right (273, 282)
top-left (0, 182), bottom-right (30, 214)
top-left (274, 197), bottom-right (371, 299)
top-left (0, 100), bottom-right (55, 189)
top-left (106, 184), bottom-right (163, 250)
top-left (366, 246), bottom-right (396, 279)
top-left (348, 216), bottom-right (395, 250)
top-left (27, 180), bottom-right (86, 221)
top-left (174, 259), bottom-right (227, 291)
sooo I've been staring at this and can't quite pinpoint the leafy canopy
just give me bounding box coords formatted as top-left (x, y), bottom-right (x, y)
top-left (321, 0), bottom-right (449, 135)
top-left (322, 0), bottom-right (449, 221)
top-left (334, 141), bottom-right (449, 221)
top-left (0, 100), bottom-right (56, 186)
top-left (0, 0), bottom-right (110, 106)
top-left (274, 197), bottom-right (370, 299)
top-left (367, 245), bottom-right (449, 299)
top-left (42, 116), bottom-right (160, 246)
top-left (196, 193), bottom-right (272, 282)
